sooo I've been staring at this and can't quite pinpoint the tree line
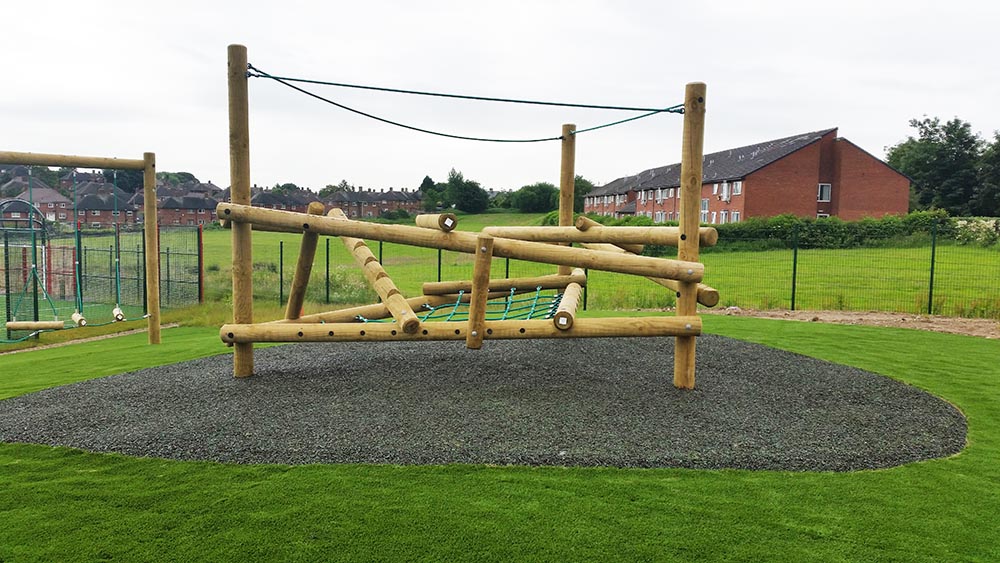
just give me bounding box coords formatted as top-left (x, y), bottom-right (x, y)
top-left (887, 117), bottom-right (999, 217)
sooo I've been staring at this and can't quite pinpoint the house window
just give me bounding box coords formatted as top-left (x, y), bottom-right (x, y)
top-left (78, 210), bottom-right (85, 216)
top-left (127, 210), bottom-right (133, 216)
top-left (817, 183), bottom-right (832, 202)
top-left (732, 181), bottom-right (743, 195)
top-left (91, 222), bottom-right (101, 228)
top-left (60, 202), bottom-right (67, 208)
top-left (58, 213), bottom-right (67, 220)
top-left (47, 202), bottom-right (55, 208)
top-left (817, 213), bottom-right (830, 218)
top-left (112, 210), bottom-right (120, 216)
top-left (711, 212), bottom-right (717, 224)
top-left (639, 191), bottom-right (646, 202)
top-left (91, 210), bottom-right (101, 216)
top-left (720, 210), bottom-right (728, 224)
top-left (731, 211), bottom-right (741, 222)
top-left (712, 183), bottom-right (719, 195)
top-left (668, 188), bottom-right (675, 198)
top-left (700, 198), bottom-right (709, 223)
top-left (11, 212), bottom-right (21, 218)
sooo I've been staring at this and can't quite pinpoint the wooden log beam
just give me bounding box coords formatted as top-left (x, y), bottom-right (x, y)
top-left (466, 234), bottom-right (494, 349)
top-left (552, 280), bottom-right (583, 330)
top-left (216, 203), bottom-right (704, 282)
top-left (228, 43), bottom-right (254, 377)
top-left (142, 152), bottom-right (161, 344)
top-left (674, 82), bottom-right (707, 390)
top-left (328, 208), bottom-right (420, 334)
top-left (575, 215), bottom-right (644, 254)
top-left (221, 315), bottom-right (701, 344)
top-left (5, 321), bottom-right (66, 331)
top-left (284, 202), bottom-right (326, 320)
top-left (422, 271), bottom-right (586, 296)
top-left (415, 213), bottom-right (457, 232)
top-left (0, 151), bottom-right (145, 170)
top-left (559, 123), bottom-right (576, 275)
top-left (483, 224), bottom-right (718, 247)
top-left (580, 243), bottom-right (719, 308)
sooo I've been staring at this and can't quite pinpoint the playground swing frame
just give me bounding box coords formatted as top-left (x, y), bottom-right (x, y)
top-left (220, 44), bottom-right (709, 388)
top-left (0, 151), bottom-right (162, 344)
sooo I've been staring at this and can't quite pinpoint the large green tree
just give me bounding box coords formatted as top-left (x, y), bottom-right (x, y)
top-left (511, 182), bottom-right (559, 212)
top-left (886, 117), bottom-right (983, 216)
top-left (442, 168), bottom-right (489, 213)
top-left (973, 132), bottom-right (1000, 216)
top-left (573, 175), bottom-right (595, 212)
top-left (104, 168), bottom-right (144, 193)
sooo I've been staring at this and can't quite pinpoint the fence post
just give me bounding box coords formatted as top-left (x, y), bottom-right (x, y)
top-left (108, 243), bottom-right (114, 303)
top-left (505, 257), bottom-right (510, 279)
top-left (3, 230), bottom-right (11, 339)
top-left (325, 237), bottom-right (331, 304)
top-left (279, 240), bottom-right (284, 306)
top-left (378, 240), bottom-right (383, 263)
top-left (139, 228), bottom-right (147, 315)
top-left (928, 217), bottom-right (938, 315)
top-left (790, 223), bottom-right (799, 311)
top-left (197, 225), bottom-right (204, 303)
top-left (583, 268), bottom-right (588, 311)
top-left (437, 248), bottom-right (442, 282)
top-left (165, 247), bottom-right (171, 307)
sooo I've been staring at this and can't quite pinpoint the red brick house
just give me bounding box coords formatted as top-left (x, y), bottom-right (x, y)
top-left (584, 128), bottom-right (910, 223)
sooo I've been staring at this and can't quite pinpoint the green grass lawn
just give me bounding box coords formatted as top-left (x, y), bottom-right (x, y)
top-left (1, 317), bottom-right (999, 561)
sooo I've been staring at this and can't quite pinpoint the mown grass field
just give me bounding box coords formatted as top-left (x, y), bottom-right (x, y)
top-left (1, 316), bottom-right (998, 561)
top-left (199, 212), bottom-right (1000, 318)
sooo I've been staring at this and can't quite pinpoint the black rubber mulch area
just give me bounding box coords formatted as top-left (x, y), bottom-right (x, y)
top-left (0, 335), bottom-right (966, 471)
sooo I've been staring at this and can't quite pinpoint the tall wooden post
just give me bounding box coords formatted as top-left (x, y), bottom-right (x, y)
top-left (674, 83), bottom-right (706, 389)
top-left (558, 123), bottom-right (576, 275)
top-left (142, 152), bottom-right (161, 344)
top-left (229, 44), bottom-right (254, 377)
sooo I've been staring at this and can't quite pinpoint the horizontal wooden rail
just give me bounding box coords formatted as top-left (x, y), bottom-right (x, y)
top-left (216, 203), bottom-right (704, 282)
top-left (4, 321), bottom-right (66, 331)
top-left (222, 315), bottom-right (701, 344)
top-left (422, 270), bottom-right (586, 295)
top-left (415, 213), bottom-right (458, 232)
top-left (0, 150), bottom-right (145, 170)
top-left (483, 224), bottom-right (719, 247)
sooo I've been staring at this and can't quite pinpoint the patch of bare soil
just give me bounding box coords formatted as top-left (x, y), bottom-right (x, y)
top-left (703, 308), bottom-right (1000, 339)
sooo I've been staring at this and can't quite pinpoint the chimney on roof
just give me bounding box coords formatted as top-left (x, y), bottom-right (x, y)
top-left (389, 187), bottom-right (393, 192)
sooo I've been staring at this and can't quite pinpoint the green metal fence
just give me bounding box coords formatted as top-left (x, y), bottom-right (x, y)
top-left (263, 221), bottom-right (1000, 319)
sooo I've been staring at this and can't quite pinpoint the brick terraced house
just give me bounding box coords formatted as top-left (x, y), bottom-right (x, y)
top-left (584, 128), bottom-right (910, 223)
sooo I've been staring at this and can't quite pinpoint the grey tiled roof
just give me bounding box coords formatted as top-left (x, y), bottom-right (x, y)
top-left (595, 128), bottom-right (837, 194)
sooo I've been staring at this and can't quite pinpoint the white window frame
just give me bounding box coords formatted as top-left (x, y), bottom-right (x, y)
top-left (712, 183), bottom-right (719, 195)
top-left (711, 211), bottom-right (717, 224)
top-left (720, 210), bottom-right (728, 224)
top-left (11, 212), bottom-right (21, 218)
top-left (817, 213), bottom-right (830, 218)
top-left (817, 183), bottom-right (832, 202)
top-left (732, 181), bottom-right (743, 195)
top-left (91, 210), bottom-right (101, 216)
top-left (731, 211), bottom-right (741, 223)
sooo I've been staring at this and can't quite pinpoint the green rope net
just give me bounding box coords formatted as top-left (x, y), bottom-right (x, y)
top-left (356, 287), bottom-right (564, 324)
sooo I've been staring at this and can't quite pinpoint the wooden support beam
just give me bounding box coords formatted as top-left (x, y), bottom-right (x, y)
top-left (575, 215), bottom-right (644, 254)
top-left (284, 201), bottom-right (325, 320)
top-left (228, 43), bottom-right (253, 377)
top-left (0, 151), bottom-right (145, 170)
top-left (221, 315), bottom-right (701, 344)
top-left (466, 234), bottom-right (494, 349)
top-left (415, 213), bottom-right (457, 232)
top-left (552, 279), bottom-right (583, 330)
top-left (142, 152), bottom-right (161, 344)
top-left (580, 243), bottom-right (719, 308)
top-left (674, 82), bottom-right (706, 390)
top-left (483, 224), bottom-right (718, 247)
top-left (328, 208), bottom-right (420, 334)
top-left (422, 271), bottom-right (586, 296)
top-left (217, 203), bottom-right (704, 282)
top-left (559, 123), bottom-right (576, 275)
top-left (5, 321), bottom-right (65, 331)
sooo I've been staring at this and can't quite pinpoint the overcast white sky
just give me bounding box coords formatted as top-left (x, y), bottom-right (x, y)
top-left (4, 1), bottom-right (998, 192)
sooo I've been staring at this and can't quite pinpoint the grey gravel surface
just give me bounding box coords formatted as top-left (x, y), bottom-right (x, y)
top-left (0, 335), bottom-right (966, 471)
